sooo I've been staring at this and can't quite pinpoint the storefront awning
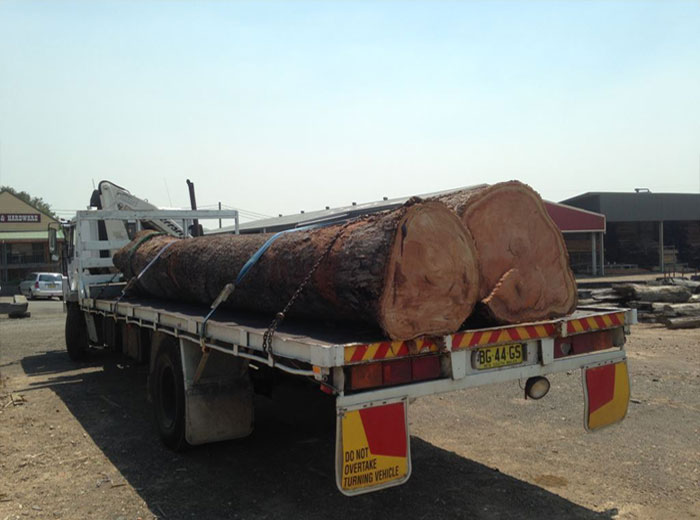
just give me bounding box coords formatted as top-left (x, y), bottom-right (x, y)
top-left (0, 230), bottom-right (64, 241)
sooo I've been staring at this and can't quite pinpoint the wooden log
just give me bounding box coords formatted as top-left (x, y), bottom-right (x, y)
top-left (113, 200), bottom-right (480, 340)
top-left (613, 284), bottom-right (691, 303)
top-left (658, 303), bottom-right (700, 317)
top-left (658, 278), bottom-right (700, 293)
top-left (627, 301), bottom-right (654, 312)
top-left (663, 316), bottom-right (700, 329)
top-left (577, 289), bottom-right (593, 300)
top-left (435, 181), bottom-right (577, 324)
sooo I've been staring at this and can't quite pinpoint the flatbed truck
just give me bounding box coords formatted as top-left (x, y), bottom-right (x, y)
top-left (56, 202), bottom-right (634, 496)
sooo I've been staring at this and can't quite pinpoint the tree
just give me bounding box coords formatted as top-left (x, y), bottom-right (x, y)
top-left (0, 186), bottom-right (57, 219)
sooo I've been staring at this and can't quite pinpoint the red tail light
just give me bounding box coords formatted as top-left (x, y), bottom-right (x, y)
top-left (348, 355), bottom-right (443, 391)
top-left (35, 281), bottom-right (40, 288)
top-left (555, 330), bottom-right (613, 358)
top-left (411, 356), bottom-right (442, 381)
top-left (382, 359), bottom-right (412, 386)
top-left (349, 363), bottom-right (382, 390)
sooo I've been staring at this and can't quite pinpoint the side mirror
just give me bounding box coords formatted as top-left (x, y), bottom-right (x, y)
top-left (48, 227), bottom-right (57, 254)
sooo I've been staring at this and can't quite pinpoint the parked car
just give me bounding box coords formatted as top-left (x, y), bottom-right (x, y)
top-left (19, 272), bottom-right (63, 300)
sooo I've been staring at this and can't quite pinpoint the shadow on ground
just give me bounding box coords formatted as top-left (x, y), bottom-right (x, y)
top-left (20, 349), bottom-right (617, 520)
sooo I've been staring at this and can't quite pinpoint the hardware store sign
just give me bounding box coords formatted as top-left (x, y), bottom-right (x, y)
top-left (0, 213), bottom-right (40, 223)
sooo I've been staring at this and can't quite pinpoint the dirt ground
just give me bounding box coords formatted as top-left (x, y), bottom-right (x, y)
top-left (0, 300), bottom-right (698, 520)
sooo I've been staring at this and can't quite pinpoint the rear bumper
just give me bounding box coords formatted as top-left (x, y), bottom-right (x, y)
top-left (337, 347), bottom-right (627, 407)
top-left (27, 288), bottom-right (63, 298)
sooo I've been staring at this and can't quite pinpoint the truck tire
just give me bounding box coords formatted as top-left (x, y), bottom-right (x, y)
top-left (65, 303), bottom-right (89, 361)
top-left (152, 340), bottom-right (188, 451)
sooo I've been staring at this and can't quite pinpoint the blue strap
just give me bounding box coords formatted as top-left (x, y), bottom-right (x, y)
top-left (199, 223), bottom-right (325, 342)
top-left (235, 223), bottom-right (320, 285)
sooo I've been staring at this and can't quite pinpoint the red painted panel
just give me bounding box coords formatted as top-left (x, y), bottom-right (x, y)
top-left (586, 364), bottom-right (616, 414)
top-left (359, 402), bottom-right (407, 458)
top-left (545, 201), bottom-right (605, 232)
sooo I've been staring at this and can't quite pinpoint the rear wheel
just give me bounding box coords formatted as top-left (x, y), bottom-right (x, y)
top-left (65, 303), bottom-right (89, 361)
top-left (151, 339), bottom-right (188, 451)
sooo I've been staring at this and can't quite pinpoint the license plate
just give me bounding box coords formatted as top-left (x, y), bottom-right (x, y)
top-left (473, 343), bottom-right (524, 370)
top-left (47, 283), bottom-right (56, 288)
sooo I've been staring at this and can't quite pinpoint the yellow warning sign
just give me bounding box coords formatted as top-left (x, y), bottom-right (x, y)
top-left (337, 401), bottom-right (410, 494)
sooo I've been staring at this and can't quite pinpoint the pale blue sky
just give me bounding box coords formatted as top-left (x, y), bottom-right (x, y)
top-left (1, 0), bottom-right (699, 220)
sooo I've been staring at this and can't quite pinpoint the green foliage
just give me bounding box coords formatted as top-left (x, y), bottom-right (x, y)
top-left (0, 185), bottom-right (57, 219)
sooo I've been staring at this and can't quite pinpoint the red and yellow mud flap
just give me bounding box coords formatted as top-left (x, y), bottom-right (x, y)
top-left (336, 398), bottom-right (411, 496)
top-left (583, 360), bottom-right (630, 432)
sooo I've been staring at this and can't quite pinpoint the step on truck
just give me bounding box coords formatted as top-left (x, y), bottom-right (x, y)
top-left (54, 184), bottom-right (635, 496)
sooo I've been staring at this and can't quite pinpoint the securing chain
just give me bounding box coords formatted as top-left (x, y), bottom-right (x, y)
top-left (262, 223), bottom-right (349, 356)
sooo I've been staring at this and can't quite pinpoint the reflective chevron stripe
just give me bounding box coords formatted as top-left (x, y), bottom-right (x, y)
top-left (343, 311), bottom-right (626, 364)
top-left (566, 312), bottom-right (624, 335)
top-left (344, 338), bottom-right (439, 364)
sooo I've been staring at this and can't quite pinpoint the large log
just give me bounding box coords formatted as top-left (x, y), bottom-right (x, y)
top-left (435, 181), bottom-right (577, 324)
top-left (657, 303), bottom-right (700, 317)
top-left (113, 200), bottom-right (480, 340)
top-left (613, 284), bottom-right (691, 304)
top-left (662, 316), bottom-right (700, 329)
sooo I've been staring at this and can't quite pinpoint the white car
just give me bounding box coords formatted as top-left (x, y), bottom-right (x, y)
top-left (19, 272), bottom-right (63, 300)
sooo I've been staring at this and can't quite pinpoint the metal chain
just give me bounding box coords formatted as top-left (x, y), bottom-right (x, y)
top-left (262, 223), bottom-right (349, 355)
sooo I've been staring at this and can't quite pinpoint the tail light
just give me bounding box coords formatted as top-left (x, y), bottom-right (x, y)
top-left (348, 355), bottom-right (442, 391)
top-left (383, 359), bottom-right (412, 386)
top-left (35, 281), bottom-right (40, 288)
top-left (555, 330), bottom-right (613, 358)
top-left (349, 363), bottom-right (382, 390)
top-left (411, 356), bottom-right (441, 381)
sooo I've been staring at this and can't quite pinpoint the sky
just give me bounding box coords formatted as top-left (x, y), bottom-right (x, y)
top-left (0, 0), bottom-right (699, 221)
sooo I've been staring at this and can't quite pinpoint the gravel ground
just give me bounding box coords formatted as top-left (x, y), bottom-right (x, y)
top-left (0, 300), bottom-right (698, 520)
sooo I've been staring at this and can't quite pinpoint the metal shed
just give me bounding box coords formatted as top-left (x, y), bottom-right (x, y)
top-left (562, 191), bottom-right (700, 273)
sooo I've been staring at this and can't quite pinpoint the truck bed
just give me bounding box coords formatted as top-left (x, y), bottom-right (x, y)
top-left (82, 296), bottom-right (635, 370)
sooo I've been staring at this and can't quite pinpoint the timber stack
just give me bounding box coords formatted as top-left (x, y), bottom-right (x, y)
top-left (113, 199), bottom-right (480, 341)
top-left (580, 279), bottom-right (700, 329)
top-left (435, 181), bottom-right (578, 324)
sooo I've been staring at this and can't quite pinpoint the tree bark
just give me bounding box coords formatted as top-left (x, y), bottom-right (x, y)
top-left (435, 181), bottom-right (578, 324)
top-left (658, 303), bottom-right (700, 317)
top-left (663, 316), bottom-right (700, 329)
top-left (613, 284), bottom-right (691, 304)
top-left (113, 199), bottom-right (480, 340)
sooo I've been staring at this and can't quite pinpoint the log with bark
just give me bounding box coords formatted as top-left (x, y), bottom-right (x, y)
top-left (662, 316), bottom-right (700, 329)
top-left (660, 278), bottom-right (700, 293)
top-left (435, 181), bottom-right (577, 324)
top-left (612, 284), bottom-right (691, 304)
top-left (656, 303), bottom-right (700, 318)
top-left (113, 199), bottom-right (480, 340)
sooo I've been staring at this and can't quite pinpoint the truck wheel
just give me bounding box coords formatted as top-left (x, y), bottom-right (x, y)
top-left (152, 343), bottom-right (188, 451)
top-left (65, 303), bottom-right (89, 361)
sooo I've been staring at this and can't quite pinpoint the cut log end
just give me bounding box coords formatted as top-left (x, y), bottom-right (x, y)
top-left (379, 201), bottom-right (480, 340)
top-left (456, 181), bottom-right (577, 323)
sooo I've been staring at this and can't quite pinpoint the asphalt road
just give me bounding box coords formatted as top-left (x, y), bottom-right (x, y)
top-left (0, 300), bottom-right (698, 519)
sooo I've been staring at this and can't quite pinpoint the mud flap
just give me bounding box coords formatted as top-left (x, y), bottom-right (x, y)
top-left (180, 340), bottom-right (254, 445)
top-left (583, 359), bottom-right (630, 432)
top-left (336, 397), bottom-right (411, 496)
